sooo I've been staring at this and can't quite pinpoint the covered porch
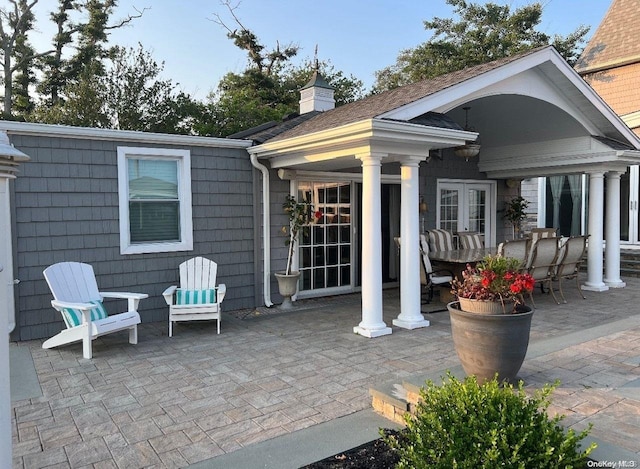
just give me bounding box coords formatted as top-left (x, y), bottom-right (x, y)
top-left (249, 46), bottom-right (640, 338)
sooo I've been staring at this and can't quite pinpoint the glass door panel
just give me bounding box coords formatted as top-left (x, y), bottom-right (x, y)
top-left (298, 181), bottom-right (352, 293)
top-left (437, 181), bottom-right (494, 246)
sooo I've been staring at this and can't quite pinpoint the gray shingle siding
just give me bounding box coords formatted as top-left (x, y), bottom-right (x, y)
top-left (10, 133), bottom-right (256, 341)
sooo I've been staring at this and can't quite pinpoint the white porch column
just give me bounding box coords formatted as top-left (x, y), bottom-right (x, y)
top-left (583, 171), bottom-right (609, 292)
top-left (354, 152), bottom-right (392, 338)
top-left (393, 157), bottom-right (429, 329)
top-left (0, 132), bottom-right (29, 469)
top-left (604, 171), bottom-right (625, 288)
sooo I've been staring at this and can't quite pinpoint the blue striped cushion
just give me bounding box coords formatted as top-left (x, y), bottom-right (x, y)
top-left (62, 300), bottom-right (107, 327)
top-left (175, 289), bottom-right (216, 305)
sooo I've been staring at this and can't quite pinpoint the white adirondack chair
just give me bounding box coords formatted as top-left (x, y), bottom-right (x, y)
top-left (43, 262), bottom-right (148, 359)
top-left (162, 257), bottom-right (226, 337)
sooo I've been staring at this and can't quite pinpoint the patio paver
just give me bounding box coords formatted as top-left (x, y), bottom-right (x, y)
top-left (10, 280), bottom-right (640, 468)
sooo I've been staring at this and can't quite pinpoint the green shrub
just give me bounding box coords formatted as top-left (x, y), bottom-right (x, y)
top-left (384, 373), bottom-right (595, 468)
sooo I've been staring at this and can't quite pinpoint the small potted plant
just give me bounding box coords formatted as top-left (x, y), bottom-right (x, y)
top-left (275, 195), bottom-right (320, 309)
top-left (504, 196), bottom-right (529, 239)
top-left (448, 254), bottom-right (536, 383)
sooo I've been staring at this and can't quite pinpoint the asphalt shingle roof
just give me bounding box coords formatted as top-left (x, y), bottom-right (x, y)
top-left (237, 47), bottom-right (546, 144)
top-left (575, 0), bottom-right (640, 74)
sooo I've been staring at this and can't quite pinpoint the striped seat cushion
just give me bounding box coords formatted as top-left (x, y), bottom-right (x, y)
top-left (175, 289), bottom-right (217, 305)
top-left (428, 229), bottom-right (454, 252)
top-left (459, 233), bottom-right (484, 249)
top-left (62, 300), bottom-right (107, 328)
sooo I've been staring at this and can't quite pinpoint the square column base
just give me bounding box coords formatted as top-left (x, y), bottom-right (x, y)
top-left (582, 283), bottom-right (609, 292)
top-left (392, 318), bottom-right (430, 330)
top-left (604, 279), bottom-right (626, 288)
top-left (353, 326), bottom-right (392, 338)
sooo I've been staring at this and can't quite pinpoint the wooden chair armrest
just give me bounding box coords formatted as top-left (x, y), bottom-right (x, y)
top-left (51, 300), bottom-right (94, 311)
top-left (217, 284), bottom-right (227, 303)
top-left (100, 291), bottom-right (148, 312)
top-left (162, 286), bottom-right (178, 305)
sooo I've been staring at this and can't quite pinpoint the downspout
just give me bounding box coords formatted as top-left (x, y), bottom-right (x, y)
top-left (250, 152), bottom-right (274, 307)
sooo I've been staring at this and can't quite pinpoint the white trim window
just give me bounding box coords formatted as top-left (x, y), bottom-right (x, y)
top-left (117, 146), bottom-right (193, 254)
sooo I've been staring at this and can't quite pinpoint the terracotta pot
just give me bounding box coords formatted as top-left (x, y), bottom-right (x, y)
top-left (448, 301), bottom-right (533, 383)
top-left (274, 272), bottom-right (301, 309)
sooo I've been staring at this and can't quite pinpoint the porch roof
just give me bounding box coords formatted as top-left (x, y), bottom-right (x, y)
top-left (247, 46), bottom-right (640, 178)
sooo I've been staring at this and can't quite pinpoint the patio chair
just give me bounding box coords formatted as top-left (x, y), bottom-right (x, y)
top-left (163, 257), bottom-right (226, 337)
top-left (553, 235), bottom-right (589, 303)
top-left (427, 228), bottom-right (455, 252)
top-left (527, 228), bottom-right (557, 266)
top-left (43, 262), bottom-right (148, 359)
top-left (526, 237), bottom-right (561, 307)
top-left (457, 232), bottom-right (484, 249)
top-left (497, 238), bottom-right (531, 271)
top-left (420, 234), bottom-right (454, 304)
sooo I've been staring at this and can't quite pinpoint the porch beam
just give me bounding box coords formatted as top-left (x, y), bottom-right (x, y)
top-left (604, 171), bottom-right (625, 288)
top-left (393, 157), bottom-right (430, 330)
top-left (353, 152), bottom-right (392, 338)
top-left (583, 171), bottom-right (609, 292)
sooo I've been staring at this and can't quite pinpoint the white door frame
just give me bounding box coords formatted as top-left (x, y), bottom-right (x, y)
top-left (436, 179), bottom-right (497, 247)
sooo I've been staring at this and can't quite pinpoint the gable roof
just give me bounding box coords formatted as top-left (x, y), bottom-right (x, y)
top-left (244, 47), bottom-right (545, 144)
top-left (575, 0), bottom-right (640, 74)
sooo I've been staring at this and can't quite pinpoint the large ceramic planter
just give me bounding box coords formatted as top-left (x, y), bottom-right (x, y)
top-left (274, 272), bottom-right (301, 309)
top-left (448, 301), bottom-right (533, 383)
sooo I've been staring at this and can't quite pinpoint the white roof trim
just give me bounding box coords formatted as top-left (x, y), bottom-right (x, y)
top-left (377, 47), bottom-right (640, 150)
top-left (249, 118), bottom-right (475, 158)
top-left (0, 120), bottom-right (252, 149)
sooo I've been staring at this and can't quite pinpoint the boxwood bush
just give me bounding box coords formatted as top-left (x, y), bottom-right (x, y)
top-left (384, 373), bottom-right (596, 468)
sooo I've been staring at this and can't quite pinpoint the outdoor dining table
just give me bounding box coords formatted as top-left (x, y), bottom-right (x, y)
top-left (429, 247), bottom-right (498, 280)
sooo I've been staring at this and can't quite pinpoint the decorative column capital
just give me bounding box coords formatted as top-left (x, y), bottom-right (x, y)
top-left (397, 155), bottom-right (425, 167)
top-left (355, 152), bottom-right (386, 165)
top-left (605, 170), bottom-right (623, 179)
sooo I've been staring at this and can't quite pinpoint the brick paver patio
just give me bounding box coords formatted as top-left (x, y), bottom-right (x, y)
top-left (10, 279), bottom-right (640, 468)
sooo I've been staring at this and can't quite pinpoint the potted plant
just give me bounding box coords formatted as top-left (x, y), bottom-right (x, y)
top-left (274, 195), bottom-right (320, 309)
top-left (448, 254), bottom-right (536, 382)
top-left (504, 195), bottom-right (529, 239)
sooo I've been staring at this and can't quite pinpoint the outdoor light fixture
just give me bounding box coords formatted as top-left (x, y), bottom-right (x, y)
top-left (454, 106), bottom-right (480, 161)
top-left (419, 196), bottom-right (428, 233)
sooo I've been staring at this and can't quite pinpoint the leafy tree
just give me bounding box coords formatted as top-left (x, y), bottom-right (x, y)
top-left (102, 44), bottom-right (198, 133)
top-left (37, 0), bottom-right (81, 107)
top-left (205, 2), bottom-right (365, 137)
top-left (0, 0), bottom-right (52, 118)
top-left (374, 0), bottom-right (590, 91)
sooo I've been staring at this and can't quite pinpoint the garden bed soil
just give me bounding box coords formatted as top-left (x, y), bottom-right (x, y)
top-left (300, 429), bottom-right (597, 469)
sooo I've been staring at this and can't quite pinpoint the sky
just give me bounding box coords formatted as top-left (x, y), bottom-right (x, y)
top-left (26, 0), bottom-right (613, 101)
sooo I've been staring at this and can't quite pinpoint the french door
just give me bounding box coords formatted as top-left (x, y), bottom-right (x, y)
top-left (620, 165), bottom-right (640, 245)
top-left (436, 180), bottom-right (495, 246)
top-left (297, 181), bottom-right (354, 295)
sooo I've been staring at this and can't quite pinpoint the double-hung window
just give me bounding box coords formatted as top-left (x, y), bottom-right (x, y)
top-left (117, 147), bottom-right (193, 254)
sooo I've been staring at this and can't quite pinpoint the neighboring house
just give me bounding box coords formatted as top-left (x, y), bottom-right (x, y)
top-left (3, 45), bottom-right (640, 343)
top-left (530, 0), bottom-right (640, 249)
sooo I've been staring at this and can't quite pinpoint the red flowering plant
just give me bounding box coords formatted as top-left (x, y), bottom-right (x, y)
top-left (451, 254), bottom-right (535, 313)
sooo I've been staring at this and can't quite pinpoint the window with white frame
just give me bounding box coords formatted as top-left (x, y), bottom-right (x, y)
top-left (117, 147), bottom-right (193, 254)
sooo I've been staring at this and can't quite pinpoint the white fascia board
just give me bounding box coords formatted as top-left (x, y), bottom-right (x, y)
top-left (378, 48), bottom-right (561, 121)
top-left (0, 120), bottom-right (252, 149)
top-left (249, 118), bottom-right (475, 161)
top-left (622, 111), bottom-right (640, 130)
top-left (377, 47), bottom-right (640, 150)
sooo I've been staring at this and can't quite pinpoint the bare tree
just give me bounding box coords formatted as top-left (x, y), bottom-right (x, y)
top-left (211, 0), bottom-right (298, 76)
